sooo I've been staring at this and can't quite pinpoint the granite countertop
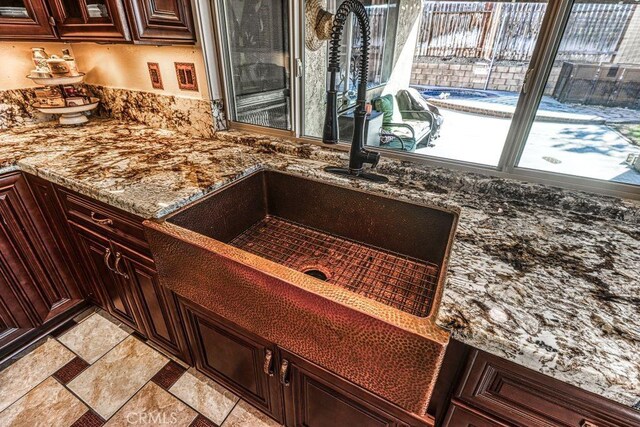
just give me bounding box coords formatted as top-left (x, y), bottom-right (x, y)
top-left (1, 119), bottom-right (638, 409)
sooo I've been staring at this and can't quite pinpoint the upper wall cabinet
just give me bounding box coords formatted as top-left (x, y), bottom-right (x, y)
top-left (125, 0), bottom-right (195, 44)
top-left (0, 0), bottom-right (195, 44)
top-left (48, 0), bottom-right (131, 41)
top-left (0, 0), bottom-right (56, 39)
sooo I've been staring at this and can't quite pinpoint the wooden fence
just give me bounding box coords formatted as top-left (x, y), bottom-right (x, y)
top-left (415, 1), bottom-right (636, 63)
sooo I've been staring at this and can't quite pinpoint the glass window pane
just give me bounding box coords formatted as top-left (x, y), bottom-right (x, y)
top-left (518, 1), bottom-right (640, 186)
top-left (223, 0), bottom-right (291, 130)
top-left (86, 0), bottom-right (110, 18)
top-left (350, 0), bottom-right (397, 88)
top-left (303, 0), bottom-right (545, 168)
top-left (0, 0), bottom-right (29, 18)
top-left (304, 0), bottom-right (399, 137)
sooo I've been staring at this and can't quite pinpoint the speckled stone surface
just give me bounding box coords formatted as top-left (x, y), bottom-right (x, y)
top-left (0, 119), bottom-right (638, 409)
top-left (88, 85), bottom-right (226, 137)
top-left (0, 88), bottom-right (55, 129)
top-left (0, 86), bottom-right (225, 136)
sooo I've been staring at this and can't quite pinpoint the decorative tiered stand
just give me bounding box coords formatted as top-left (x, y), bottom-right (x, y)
top-left (28, 73), bottom-right (100, 125)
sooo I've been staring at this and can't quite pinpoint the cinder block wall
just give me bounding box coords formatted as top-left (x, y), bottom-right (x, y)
top-left (410, 58), bottom-right (561, 95)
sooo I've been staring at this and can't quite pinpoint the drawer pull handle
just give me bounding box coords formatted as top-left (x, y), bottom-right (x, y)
top-left (91, 211), bottom-right (113, 226)
top-left (104, 249), bottom-right (129, 279)
top-left (263, 349), bottom-right (274, 376)
top-left (113, 252), bottom-right (129, 279)
top-left (279, 359), bottom-right (290, 386)
top-left (581, 421), bottom-right (599, 427)
top-left (104, 248), bottom-right (117, 274)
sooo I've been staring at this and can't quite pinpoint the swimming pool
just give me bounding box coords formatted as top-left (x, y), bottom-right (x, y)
top-left (414, 85), bottom-right (501, 100)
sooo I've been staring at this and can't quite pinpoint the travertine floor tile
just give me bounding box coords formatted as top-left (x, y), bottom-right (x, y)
top-left (106, 382), bottom-right (197, 426)
top-left (222, 400), bottom-right (281, 427)
top-left (0, 338), bottom-right (75, 412)
top-left (0, 377), bottom-right (87, 427)
top-left (68, 336), bottom-right (168, 419)
top-left (58, 313), bottom-right (129, 363)
top-left (169, 370), bottom-right (238, 425)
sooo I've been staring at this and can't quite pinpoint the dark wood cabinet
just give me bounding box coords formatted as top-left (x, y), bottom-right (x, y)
top-left (441, 347), bottom-right (640, 427)
top-left (0, 172), bottom-right (83, 358)
top-left (0, 0), bottom-right (194, 43)
top-left (0, 269), bottom-right (36, 350)
top-left (179, 298), bottom-right (283, 422)
top-left (47, 0), bottom-right (130, 41)
top-left (71, 224), bottom-right (143, 331)
top-left (24, 174), bottom-right (95, 303)
top-left (59, 187), bottom-right (190, 363)
top-left (0, 0), bottom-right (56, 39)
top-left (124, 0), bottom-right (194, 44)
top-left (178, 296), bottom-right (433, 427)
top-left (117, 241), bottom-right (190, 362)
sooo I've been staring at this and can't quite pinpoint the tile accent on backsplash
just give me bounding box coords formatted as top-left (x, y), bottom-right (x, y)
top-left (87, 85), bottom-right (226, 137)
top-left (0, 88), bottom-right (55, 129)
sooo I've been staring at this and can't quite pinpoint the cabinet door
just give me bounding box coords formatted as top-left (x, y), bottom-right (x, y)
top-left (0, 0), bottom-right (56, 39)
top-left (71, 224), bottom-right (143, 332)
top-left (24, 174), bottom-right (91, 302)
top-left (124, 0), bottom-right (194, 44)
top-left (114, 241), bottom-right (190, 363)
top-left (280, 349), bottom-right (430, 427)
top-left (48, 0), bottom-right (130, 41)
top-left (179, 298), bottom-right (283, 422)
top-left (0, 173), bottom-right (82, 326)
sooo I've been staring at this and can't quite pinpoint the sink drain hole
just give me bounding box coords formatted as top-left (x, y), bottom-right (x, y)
top-left (303, 269), bottom-right (328, 281)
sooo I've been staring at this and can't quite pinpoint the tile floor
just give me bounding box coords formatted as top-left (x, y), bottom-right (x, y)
top-left (0, 310), bottom-right (282, 427)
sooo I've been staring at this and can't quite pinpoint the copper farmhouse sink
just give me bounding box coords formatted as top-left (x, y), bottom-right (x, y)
top-left (144, 170), bottom-right (458, 415)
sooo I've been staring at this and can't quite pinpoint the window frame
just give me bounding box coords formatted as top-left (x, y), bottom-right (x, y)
top-left (203, 0), bottom-right (640, 200)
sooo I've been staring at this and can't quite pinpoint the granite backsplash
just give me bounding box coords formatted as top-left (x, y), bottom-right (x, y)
top-left (0, 88), bottom-right (55, 129)
top-left (0, 86), bottom-right (226, 137)
top-left (87, 85), bottom-right (226, 137)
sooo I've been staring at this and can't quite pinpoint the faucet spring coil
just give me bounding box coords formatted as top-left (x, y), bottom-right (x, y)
top-left (327, 0), bottom-right (370, 88)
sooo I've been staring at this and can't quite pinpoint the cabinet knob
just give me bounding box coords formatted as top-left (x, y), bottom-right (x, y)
top-left (279, 359), bottom-right (290, 386)
top-left (263, 349), bottom-right (274, 377)
top-left (91, 211), bottom-right (113, 226)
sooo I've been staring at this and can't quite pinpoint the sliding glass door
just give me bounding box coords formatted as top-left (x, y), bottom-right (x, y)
top-left (218, 0), bottom-right (291, 130)
top-left (516, 0), bottom-right (640, 186)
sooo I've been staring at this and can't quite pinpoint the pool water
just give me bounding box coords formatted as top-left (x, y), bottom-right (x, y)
top-left (415, 85), bottom-right (501, 100)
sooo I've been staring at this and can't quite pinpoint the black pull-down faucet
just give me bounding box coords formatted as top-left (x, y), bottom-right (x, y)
top-left (322, 0), bottom-right (389, 183)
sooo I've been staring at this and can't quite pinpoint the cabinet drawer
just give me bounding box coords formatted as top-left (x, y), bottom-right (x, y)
top-left (57, 188), bottom-right (148, 252)
top-left (456, 350), bottom-right (640, 427)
